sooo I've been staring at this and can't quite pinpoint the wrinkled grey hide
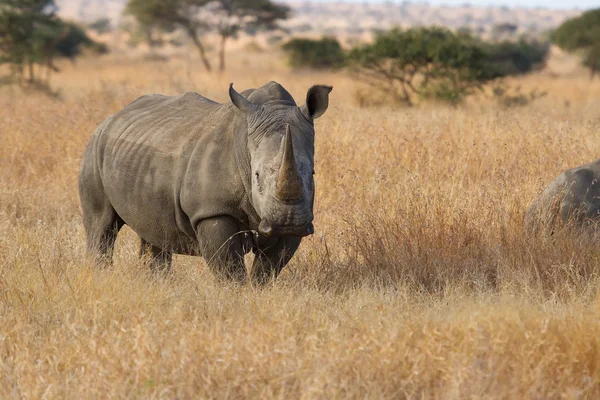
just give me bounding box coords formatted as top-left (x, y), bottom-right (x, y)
top-left (525, 159), bottom-right (600, 233)
top-left (79, 81), bottom-right (332, 284)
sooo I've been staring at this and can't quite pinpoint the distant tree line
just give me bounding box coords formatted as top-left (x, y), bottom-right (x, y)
top-left (0, 0), bottom-right (106, 85)
top-left (282, 27), bottom-right (549, 105)
top-left (124, 0), bottom-right (289, 72)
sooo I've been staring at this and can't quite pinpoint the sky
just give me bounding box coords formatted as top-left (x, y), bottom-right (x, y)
top-left (294, 0), bottom-right (598, 10)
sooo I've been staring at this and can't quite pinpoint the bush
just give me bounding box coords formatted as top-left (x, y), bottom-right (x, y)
top-left (56, 21), bottom-right (108, 59)
top-left (490, 83), bottom-right (547, 108)
top-left (348, 27), bottom-right (548, 106)
top-left (282, 37), bottom-right (345, 69)
top-left (348, 27), bottom-right (495, 106)
top-left (583, 42), bottom-right (600, 78)
top-left (551, 9), bottom-right (600, 51)
top-left (552, 8), bottom-right (600, 78)
top-left (484, 40), bottom-right (549, 77)
top-left (88, 18), bottom-right (112, 34)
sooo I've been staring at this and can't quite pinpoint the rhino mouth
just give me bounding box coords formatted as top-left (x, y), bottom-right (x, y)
top-left (258, 219), bottom-right (314, 237)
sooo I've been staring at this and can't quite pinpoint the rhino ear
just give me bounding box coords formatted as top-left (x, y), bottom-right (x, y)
top-left (229, 83), bottom-right (259, 113)
top-left (301, 85), bottom-right (333, 120)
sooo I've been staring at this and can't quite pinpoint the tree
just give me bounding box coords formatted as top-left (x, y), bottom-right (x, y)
top-left (125, 0), bottom-right (288, 72)
top-left (0, 0), bottom-right (106, 85)
top-left (208, 0), bottom-right (288, 71)
top-left (348, 27), bottom-right (548, 106)
top-left (0, 0), bottom-right (57, 82)
top-left (552, 8), bottom-right (600, 78)
top-left (125, 0), bottom-right (213, 71)
top-left (348, 27), bottom-right (498, 106)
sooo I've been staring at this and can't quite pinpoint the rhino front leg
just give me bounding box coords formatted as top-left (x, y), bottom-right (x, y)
top-left (251, 236), bottom-right (301, 286)
top-left (139, 238), bottom-right (173, 273)
top-left (196, 216), bottom-right (247, 284)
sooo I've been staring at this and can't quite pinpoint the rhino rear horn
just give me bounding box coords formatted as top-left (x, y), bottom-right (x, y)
top-left (229, 83), bottom-right (259, 113)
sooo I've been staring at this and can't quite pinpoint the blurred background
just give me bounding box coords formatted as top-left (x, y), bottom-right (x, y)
top-left (0, 0), bottom-right (598, 105)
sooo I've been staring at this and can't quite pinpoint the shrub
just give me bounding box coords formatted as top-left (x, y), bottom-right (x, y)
top-left (348, 27), bottom-right (496, 106)
top-left (552, 8), bottom-right (600, 78)
top-left (348, 27), bottom-right (548, 106)
top-left (282, 37), bottom-right (345, 69)
top-left (484, 39), bottom-right (549, 77)
top-left (490, 83), bottom-right (547, 108)
top-left (88, 18), bottom-right (112, 35)
top-left (56, 21), bottom-right (108, 59)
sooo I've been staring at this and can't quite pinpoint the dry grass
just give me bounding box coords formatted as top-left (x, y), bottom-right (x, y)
top-left (2, 51), bottom-right (600, 398)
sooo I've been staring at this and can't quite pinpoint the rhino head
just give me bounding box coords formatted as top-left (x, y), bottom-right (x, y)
top-left (229, 83), bottom-right (332, 238)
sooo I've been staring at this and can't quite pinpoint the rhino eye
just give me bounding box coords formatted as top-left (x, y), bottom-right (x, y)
top-left (312, 170), bottom-right (316, 175)
top-left (255, 172), bottom-right (259, 181)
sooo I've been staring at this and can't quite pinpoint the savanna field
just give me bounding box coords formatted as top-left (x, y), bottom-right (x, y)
top-left (1, 49), bottom-right (600, 398)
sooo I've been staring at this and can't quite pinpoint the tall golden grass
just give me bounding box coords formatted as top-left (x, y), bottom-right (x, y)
top-left (2, 50), bottom-right (600, 398)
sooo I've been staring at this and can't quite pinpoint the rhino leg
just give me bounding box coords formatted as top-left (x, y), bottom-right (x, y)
top-left (196, 216), bottom-right (247, 283)
top-left (251, 236), bottom-right (301, 286)
top-left (79, 184), bottom-right (124, 265)
top-left (139, 238), bottom-right (172, 273)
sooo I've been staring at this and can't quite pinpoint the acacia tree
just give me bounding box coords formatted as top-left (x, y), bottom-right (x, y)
top-left (124, 0), bottom-right (288, 72)
top-left (0, 0), bottom-right (57, 82)
top-left (209, 0), bottom-right (288, 71)
top-left (125, 0), bottom-right (213, 71)
top-left (0, 0), bottom-right (101, 85)
top-left (552, 8), bottom-right (600, 79)
top-left (348, 27), bottom-right (497, 106)
top-left (349, 27), bottom-right (548, 106)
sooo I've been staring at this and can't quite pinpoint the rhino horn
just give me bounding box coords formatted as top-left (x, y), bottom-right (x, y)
top-left (229, 83), bottom-right (259, 113)
top-left (276, 125), bottom-right (304, 203)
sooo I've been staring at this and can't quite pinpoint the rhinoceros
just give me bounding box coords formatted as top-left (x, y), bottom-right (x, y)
top-left (525, 159), bottom-right (600, 233)
top-left (78, 81), bottom-right (332, 284)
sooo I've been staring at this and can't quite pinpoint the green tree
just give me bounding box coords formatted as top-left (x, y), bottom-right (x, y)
top-left (124, 0), bottom-right (212, 70)
top-left (348, 27), bottom-right (497, 106)
top-left (125, 0), bottom-right (288, 72)
top-left (552, 8), bottom-right (600, 78)
top-left (0, 0), bottom-right (57, 82)
top-left (0, 0), bottom-right (107, 85)
top-left (282, 37), bottom-right (345, 70)
top-left (209, 0), bottom-right (288, 71)
top-left (349, 27), bottom-right (548, 106)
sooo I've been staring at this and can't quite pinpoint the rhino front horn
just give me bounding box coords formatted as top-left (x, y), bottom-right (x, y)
top-left (276, 125), bottom-right (304, 203)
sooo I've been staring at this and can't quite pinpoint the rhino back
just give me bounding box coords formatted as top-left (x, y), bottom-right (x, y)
top-left (525, 159), bottom-right (600, 231)
top-left (92, 92), bottom-right (244, 252)
top-left (560, 160), bottom-right (600, 222)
